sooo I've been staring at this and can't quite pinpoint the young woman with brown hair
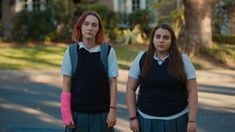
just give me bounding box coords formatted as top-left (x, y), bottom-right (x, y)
top-left (126, 24), bottom-right (198, 132)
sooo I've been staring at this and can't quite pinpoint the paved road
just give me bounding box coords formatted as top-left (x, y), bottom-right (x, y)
top-left (0, 69), bottom-right (235, 132)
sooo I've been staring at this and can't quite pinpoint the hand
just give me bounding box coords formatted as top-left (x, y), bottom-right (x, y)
top-left (61, 109), bottom-right (75, 127)
top-left (67, 121), bottom-right (76, 128)
top-left (187, 122), bottom-right (196, 132)
top-left (60, 92), bottom-right (75, 128)
top-left (130, 119), bottom-right (140, 132)
top-left (106, 109), bottom-right (116, 128)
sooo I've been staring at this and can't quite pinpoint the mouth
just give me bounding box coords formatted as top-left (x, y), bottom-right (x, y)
top-left (157, 45), bottom-right (164, 48)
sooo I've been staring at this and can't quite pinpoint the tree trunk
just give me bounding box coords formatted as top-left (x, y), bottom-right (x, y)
top-left (181, 0), bottom-right (219, 56)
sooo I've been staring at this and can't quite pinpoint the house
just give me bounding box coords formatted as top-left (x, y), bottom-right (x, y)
top-left (73, 0), bottom-right (158, 14)
top-left (0, 0), bottom-right (50, 37)
top-left (0, 0), bottom-right (177, 38)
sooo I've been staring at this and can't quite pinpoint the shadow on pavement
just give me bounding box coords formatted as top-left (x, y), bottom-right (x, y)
top-left (1, 70), bottom-right (235, 132)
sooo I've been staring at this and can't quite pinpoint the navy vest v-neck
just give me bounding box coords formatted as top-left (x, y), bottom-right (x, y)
top-left (71, 48), bottom-right (110, 114)
top-left (137, 53), bottom-right (187, 116)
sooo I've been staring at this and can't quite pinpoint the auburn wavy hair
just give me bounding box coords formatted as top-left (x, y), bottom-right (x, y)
top-left (72, 11), bottom-right (105, 45)
top-left (141, 24), bottom-right (186, 83)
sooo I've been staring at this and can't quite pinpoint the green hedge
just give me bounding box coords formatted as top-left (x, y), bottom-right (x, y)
top-left (11, 9), bottom-right (54, 42)
top-left (213, 35), bottom-right (235, 44)
top-left (74, 3), bottom-right (121, 41)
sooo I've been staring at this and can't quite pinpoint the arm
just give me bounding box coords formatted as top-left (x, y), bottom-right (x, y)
top-left (106, 77), bottom-right (117, 127)
top-left (61, 75), bottom-right (75, 128)
top-left (63, 75), bottom-right (71, 92)
top-left (186, 78), bottom-right (198, 132)
top-left (126, 77), bottom-right (140, 132)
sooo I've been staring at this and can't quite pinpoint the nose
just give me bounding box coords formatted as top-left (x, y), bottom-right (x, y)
top-left (159, 37), bottom-right (164, 42)
top-left (87, 24), bottom-right (92, 30)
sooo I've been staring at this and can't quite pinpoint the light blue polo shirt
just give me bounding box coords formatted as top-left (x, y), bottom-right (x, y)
top-left (129, 51), bottom-right (196, 120)
top-left (129, 51), bottom-right (196, 80)
top-left (61, 42), bottom-right (119, 78)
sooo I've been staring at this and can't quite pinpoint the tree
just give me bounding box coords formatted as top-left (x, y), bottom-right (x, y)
top-left (213, 0), bottom-right (235, 35)
top-left (181, 0), bottom-right (219, 56)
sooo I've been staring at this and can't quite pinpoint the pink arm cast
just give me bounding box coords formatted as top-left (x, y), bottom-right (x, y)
top-left (60, 92), bottom-right (74, 125)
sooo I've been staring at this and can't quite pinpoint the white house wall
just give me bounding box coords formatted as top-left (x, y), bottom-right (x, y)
top-left (113, 0), bottom-right (149, 14)
top-left (15, 0), bottom-right (46, 12)
top-left (140, 0), bottom-right (146, 10)
top-left (113, 0), bottom-right (118, 12)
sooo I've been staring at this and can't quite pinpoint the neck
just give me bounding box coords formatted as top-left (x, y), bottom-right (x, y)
top-left (156, 52), bottom-right (168, 59)
top-left (83, 39), bottom-right (96, 49)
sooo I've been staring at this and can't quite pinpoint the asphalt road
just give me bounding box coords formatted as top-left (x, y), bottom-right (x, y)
top-left (0, 69), bottom-right (235, 132)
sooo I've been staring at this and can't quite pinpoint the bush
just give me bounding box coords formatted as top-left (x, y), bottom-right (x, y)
top-left (200, 43), bottom-right (235, 65)
top-left (74, 3), bottom-right (117, 28)
top-left (73, 3), bottom-right (121, 42)
top-left (128, 9), bottom-right (153, 36)
top-left (11, 9), bottom-right (54, 42)
top-left (212, 35), bottom-right (235, 44)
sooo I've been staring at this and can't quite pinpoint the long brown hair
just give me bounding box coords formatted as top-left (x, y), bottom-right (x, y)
top-left (141, 24), bottom-right (185, 83)
top-left (72, 11), bottom-right (105, 45)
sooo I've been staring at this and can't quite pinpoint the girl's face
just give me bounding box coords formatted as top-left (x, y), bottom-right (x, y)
top-left (153, 28), bottom-right (172, 55)
top-left (81, 15), bottom-right (99, 40)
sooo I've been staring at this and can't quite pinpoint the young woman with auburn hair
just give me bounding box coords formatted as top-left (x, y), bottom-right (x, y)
top-left (60, 11), bottom-right (118, 132)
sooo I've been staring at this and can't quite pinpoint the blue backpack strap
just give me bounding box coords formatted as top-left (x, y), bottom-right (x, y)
top-left (69, 43), bottom-right (79, 77)
top-left (139, 51), bottom-right (147, 70)
top-left (69, 43), bottom-right (110, 77)
top-left (100, 43), bottom-right (111, 73)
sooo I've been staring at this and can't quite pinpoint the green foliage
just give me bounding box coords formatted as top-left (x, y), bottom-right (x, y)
top-left (153, 0), bottom-right (184, 37)
top-left (153, 0), bottom-right (175, 10)
top-left (213, 35), bottom-right (235, 44)
top-left (11, 10), bottom-right (54, 42)
top-left (128, 9), bottom-right (153, 36)
top-left (190, 57), bottom-right (203, 69)
top-left (74, 4), bottom-right (109, 19)
top-left (212, 0), bottom-right (235, 34)
top-left (200, 43), bottom-right (235, 65)
top-left (74, 3), bottom-right (116, 28)
top-left (158, 9), bottom-right (184, 37)
top-left (50, 0), bottom-right (74, 42)
top-left (73, 3), bottom-right (121, 41)
top-left (0, 20), bottom-right (4, 37)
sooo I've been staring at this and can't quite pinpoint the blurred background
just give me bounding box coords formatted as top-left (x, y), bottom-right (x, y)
top-left (0, 0), bottom-right (235, 132)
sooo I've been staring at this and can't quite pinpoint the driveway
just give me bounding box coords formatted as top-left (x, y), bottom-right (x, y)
top-left (0, 69), bottom-right (235, 132)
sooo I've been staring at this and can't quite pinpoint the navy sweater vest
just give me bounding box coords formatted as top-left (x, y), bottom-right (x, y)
top-left (137, 53), bottom-right (187, 116)
top-left (71, 48), bottom-right (110, 114)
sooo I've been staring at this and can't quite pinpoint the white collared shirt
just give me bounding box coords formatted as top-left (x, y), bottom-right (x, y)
top-left (128, 51), bottom-right (196, 120)
top-left (129, 51), bottom-right (196, 80)
top-left (153, 53), bottom-right (169, 65)
top-left (61, 42), bottom-right (119, 78)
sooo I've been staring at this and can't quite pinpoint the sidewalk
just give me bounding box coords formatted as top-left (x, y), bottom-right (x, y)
top-left (0, 69), bottom-right (235, 132)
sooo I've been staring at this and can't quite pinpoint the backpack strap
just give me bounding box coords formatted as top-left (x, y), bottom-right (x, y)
top-left (139, 51), bottom-right (147, 70)
top-left (69, 43), bottom-right (79, 77)
top-left (69, 43), bottom-right (111, 77)
top-left (100, 43), bottom-right (111, 72)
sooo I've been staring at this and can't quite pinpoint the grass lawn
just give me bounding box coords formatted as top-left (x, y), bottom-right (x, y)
top-left (113, 44), bottom-right (147, 69)
top-left (0, 43), bottom-right (234, 70)
top-left (200, 43), bottom-right (235, 66)
top-left (0, 44), bottom-right (147, 70)
top-left (0, 44), bottom-right (67, 70)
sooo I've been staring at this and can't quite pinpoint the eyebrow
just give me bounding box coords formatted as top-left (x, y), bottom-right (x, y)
top-left (84, 20), bottom-right (98, 24)
top-left (155, 34), bottom-right (170, 36)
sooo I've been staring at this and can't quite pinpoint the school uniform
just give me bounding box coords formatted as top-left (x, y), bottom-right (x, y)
top-left (129, 51), bottom-right (196, 132)
top-left (61, 42), bottom-right (119, 132)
